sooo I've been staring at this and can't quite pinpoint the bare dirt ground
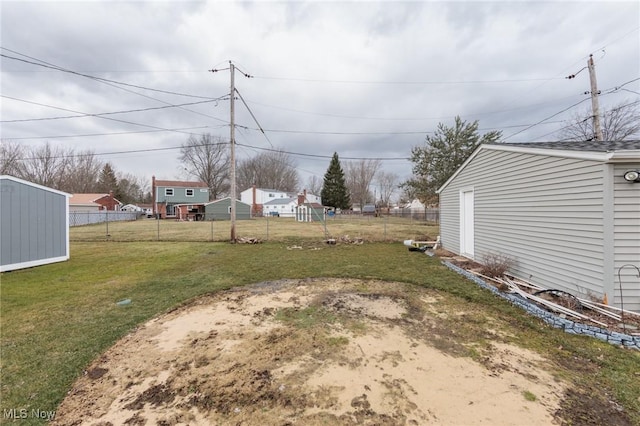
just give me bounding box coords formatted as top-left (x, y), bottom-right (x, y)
top-left (53, 278), bottom-right (567, 425)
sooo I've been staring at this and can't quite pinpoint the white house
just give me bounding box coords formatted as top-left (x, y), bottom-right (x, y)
top-left (263, 198), bottom-right (297, 217)
top-left (241, 186), bottom-right (322, 217)
top-left (437, 141), bottom-right (640, 311)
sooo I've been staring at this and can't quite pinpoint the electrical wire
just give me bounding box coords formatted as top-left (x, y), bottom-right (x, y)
top-left (234, 88), bottom-right (274, 148)
top-left (502, 97), bottom-right (593, 141)
top-left (1, 49), bottom-right (215, 100)
top-left (4, 126), bottom-right (219, 140)
top-left (0, 95), bottom-right (225, 137)
top-left (253, 75), bottom-right (565, 85)
top-left (1, 49), bottom-right (227, 122)
top-left (0, 97), bottom-right (225, 123)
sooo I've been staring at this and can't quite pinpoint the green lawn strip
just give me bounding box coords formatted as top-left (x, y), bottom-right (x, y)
top-left (0, 241), bottom-right (638, 425)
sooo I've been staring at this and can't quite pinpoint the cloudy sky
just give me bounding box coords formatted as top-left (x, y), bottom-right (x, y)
top-left (1, 1), bottom-right (639, 195)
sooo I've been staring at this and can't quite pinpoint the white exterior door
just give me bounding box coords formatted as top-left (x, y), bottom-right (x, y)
top-left (460, 189), bottom-right (475, 257)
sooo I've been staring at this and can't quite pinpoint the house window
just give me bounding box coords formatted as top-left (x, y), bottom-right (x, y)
top-left (228, 206), bottom-right (232, 214)
top-left (269, 193), bottom-right (274, 197)
top-left (186, 189), bottom-right (194, 197)
top-left (165, 188), bottom-right (174, 196)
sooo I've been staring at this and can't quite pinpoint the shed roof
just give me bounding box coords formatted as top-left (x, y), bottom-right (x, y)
top-left (205, 197), bottom-right (250, 206)
top-left (438, 140), bottom-right (640, 194)
top-left (0, 175), bottom-right (71, 197)
top-left (490, 140), bottom-right (640, 153)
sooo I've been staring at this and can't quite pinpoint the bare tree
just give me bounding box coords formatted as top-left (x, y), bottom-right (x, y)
top-left (179, 134), bottom-right (230, 200)
top-left (0, 140), bottom-right (25, 176)
top-left (376, 171), bottom-right (399, 208)
top-left (60, 150), bottom-right (103, 193)
top-left (560, 100), bottom-right (640, 141)
top-left (19, 142), bottom-right (70, 189)
top-left (117, 172), bottom-right (148, 204)
top-left (306, 175), bottom-right (323, 195)
top-left (237, 150), bottom-right (299, 192)
top-left (345, 159), bottom-right (381, 208)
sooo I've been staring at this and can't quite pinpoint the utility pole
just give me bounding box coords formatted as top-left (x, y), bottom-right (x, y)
top-left (588, 54), bottom-right (604, 141)
top-left (210, 61), bottom-right (252, 242)
top-left (229, 61), bottom-right (237, 242)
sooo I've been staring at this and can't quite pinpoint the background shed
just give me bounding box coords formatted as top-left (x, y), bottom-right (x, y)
top-left (204, 198), bottom-right (251, 220)
top-left (1, 175), bottom-right (71, 272)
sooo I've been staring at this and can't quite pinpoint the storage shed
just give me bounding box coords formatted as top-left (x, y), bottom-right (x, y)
top-left (1, 175), bottom-right (71, 272)
top-left (204, 198), bottom-right (251, 220)
top-left (437, 141), bottom-right (640, 311)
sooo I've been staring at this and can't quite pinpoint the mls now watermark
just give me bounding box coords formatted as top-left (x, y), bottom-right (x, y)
top-left (3, 408), bottom-right (56, 421)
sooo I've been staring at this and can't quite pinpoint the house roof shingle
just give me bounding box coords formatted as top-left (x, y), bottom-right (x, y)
top-left (70, 193), bottom-right (119, 204)
top-left (487, 140), bottom-right (640, 152)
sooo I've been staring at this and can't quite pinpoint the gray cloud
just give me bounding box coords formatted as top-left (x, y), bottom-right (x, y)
top-left (1, 1), bottom-right (638, 191)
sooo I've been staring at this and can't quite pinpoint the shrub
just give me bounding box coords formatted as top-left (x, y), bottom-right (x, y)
top-left (480, 251), bottom-right (515, 278)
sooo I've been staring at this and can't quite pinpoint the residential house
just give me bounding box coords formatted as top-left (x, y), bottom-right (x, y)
top-left (240, 186), bottom-right (323, 218)
top-left (437, 141), bottom-right (640, 311)
top-left (69, 191), bottom-right (121, 212)
top-left (152, 177), bottom-right (209, 219)
top-left (1, 175), bottom-right (70, 272)
top-left (240, 186), bottom-right (294, 217)
top-left (264, 197), bottom-right (297, 217)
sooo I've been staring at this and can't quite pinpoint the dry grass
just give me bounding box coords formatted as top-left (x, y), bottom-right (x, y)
top-left (70, 215), bottom-right (439, 243)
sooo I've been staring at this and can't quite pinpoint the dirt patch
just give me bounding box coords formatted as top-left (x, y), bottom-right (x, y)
top-left (54, 278), bottom-right (568, 425)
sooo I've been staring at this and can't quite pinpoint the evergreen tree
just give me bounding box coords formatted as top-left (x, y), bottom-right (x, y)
top-left (97, 163), bottom-right (119, 195)
top-left (402, 116), bottom-right (501, 204)
top-left (321, 152), bottom-right (350, 209)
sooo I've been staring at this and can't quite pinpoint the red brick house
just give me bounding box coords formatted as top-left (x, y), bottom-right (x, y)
top-left (69, 191), bottom-right (121, 212)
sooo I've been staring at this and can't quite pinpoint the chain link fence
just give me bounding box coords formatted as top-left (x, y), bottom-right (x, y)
top-left (69, 210), bottom-right (439, 243)
top-left (69, 211), bottom-right (141, 227)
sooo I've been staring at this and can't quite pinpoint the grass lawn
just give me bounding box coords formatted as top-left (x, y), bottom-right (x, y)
top-left (1, 240), bottom-right (639, 425)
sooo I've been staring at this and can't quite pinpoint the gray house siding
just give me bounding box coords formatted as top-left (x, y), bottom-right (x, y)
top-left (440, 148), bottom-right (608, 303)
top-left (205, 199), bottom-right (251, 220)
top-left (1, 176), bottom-right (70, 272)
top-left (613, 163), bottom-right (640, 311)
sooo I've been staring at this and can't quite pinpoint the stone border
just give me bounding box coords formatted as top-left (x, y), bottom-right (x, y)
top-left (442, 261), bottom-right (640, 350)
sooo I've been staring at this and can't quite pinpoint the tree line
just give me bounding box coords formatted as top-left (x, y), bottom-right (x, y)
top-left (0, 140), bottom-right (149, 204)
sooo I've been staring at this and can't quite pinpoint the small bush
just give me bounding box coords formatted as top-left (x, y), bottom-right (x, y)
top-left (480, 251), bottom-right (515, 278)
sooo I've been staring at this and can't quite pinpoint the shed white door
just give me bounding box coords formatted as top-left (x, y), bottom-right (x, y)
top-left (460, 190), bottom-right (475, 257)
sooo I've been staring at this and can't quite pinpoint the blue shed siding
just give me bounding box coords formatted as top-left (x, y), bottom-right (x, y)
top-left (1, 176), bottom-right (70, 271)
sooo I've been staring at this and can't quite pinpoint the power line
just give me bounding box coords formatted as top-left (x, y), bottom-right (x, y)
top-left (234, 88), bottom-right (274, 148)
top-left (0, 95), bottom-right (222, 137)
top-left (3, 126), bottom-right (218, 140)
top-left (503, 97), bottom-right (592, 141)
top-left (11, 137), bottom-right (408, 163)
top-left (253, 75), bottom-right (565, 85)
top-left (0, 48), bottom-right (227, 122)
top-left (0, 50), bottom-right (215, 100)
top-left (0, 97), bottom-right (225, 123)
